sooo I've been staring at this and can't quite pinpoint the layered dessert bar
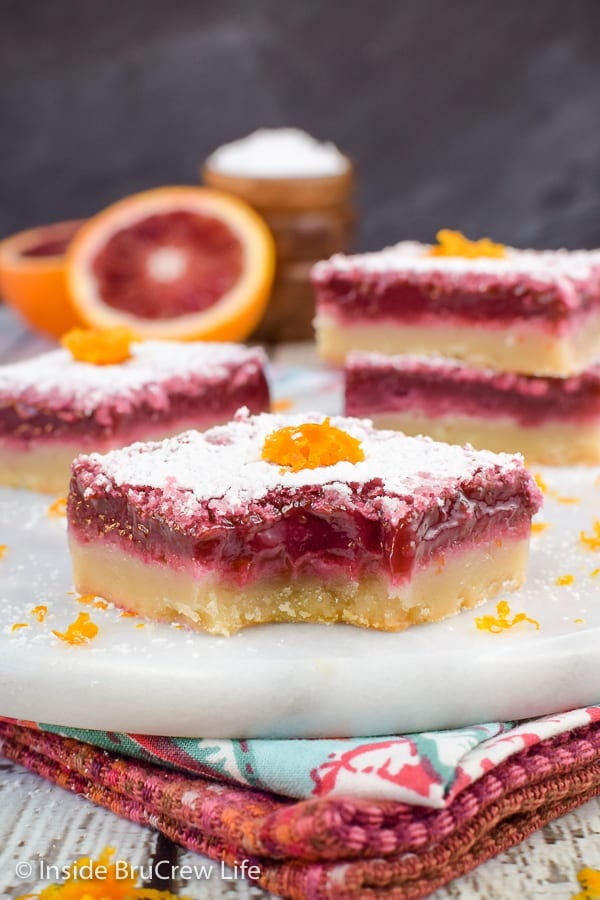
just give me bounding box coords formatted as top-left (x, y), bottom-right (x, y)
top-left (0, 332), bottom-right (269, 493)
top-left (345, 351), bottom-right (600, 465)
top-left (68, 409), bottom-right (542, 635)
top-left (313, 235), bottom-right (600, 375)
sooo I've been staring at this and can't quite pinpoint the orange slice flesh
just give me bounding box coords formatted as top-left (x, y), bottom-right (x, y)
top-left (66, 187), bottom-right (276, 341)
top-left (0, 220), bottom-right (84, 337)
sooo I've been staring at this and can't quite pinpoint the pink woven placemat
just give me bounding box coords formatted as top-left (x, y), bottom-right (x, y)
top-left (2, 719), bottom-right (600, 898)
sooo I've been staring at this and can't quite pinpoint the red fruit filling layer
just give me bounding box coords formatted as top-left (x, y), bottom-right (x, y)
top-left (345, 355), bottom-right (600, 427)
top-left (0, 366), bottom-right (269, 445)
top-left (314, 271), bottom-right (600, 330)
top-left (68, 470), bottom-right (539, 589)
top-left (92, 211), bottom-right (243, 319)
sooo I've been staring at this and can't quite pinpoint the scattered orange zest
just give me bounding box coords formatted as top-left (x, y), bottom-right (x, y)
top-left (31, 604), bottom-right (48, 623)
top-left (475, 599), bottom-right (540, 633)
top-left (120, 609), bottom-right (138, 618)
top-left (262, 418), bottom-right (365, 471)
top-left (76, 593), bottom-right (108, 610)
top-left (11, 623), bottom-right (29, 632)
top-left (591, 568), bottom-right (600, 578)
top-left (15, 846), bottom-right (189, 900)
top-left (427, 229), bottom-right (506, 259)
top-left (52, 612), bottom-right (98, 645)
top-left (136, 622), bottom-right (145, 629)
top-left (61, 326), bottom-right (135, 365)
top-left (572, 865), bottom-right (600, 899)
top-left (556, 574), bottom-right (575, 586)
top-left (0, 544), bottom-right (7, 559)
top-left (574, 618), bottom-right (585, 625)
top-left (581, 520), bottom-right (600, 551)
top-left (532, 472), bottom-right (579, 504)
top-left (271, 397), bottom-right (294, 412)
top-left (48, 496), bottom-right (68, 518)
top-left (531, 522), bottom-right (550, 536)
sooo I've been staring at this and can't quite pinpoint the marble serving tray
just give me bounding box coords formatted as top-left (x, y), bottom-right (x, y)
top-left (1, 465), bottom-right (599, 738)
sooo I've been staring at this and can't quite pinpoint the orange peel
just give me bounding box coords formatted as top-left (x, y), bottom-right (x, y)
top-left (427, 229), bottom-right (506, 259)
top-left (0, 219), bottom-right (84, 338)
top-left (262, 418), bottom-right (365, 471)
top-left (475, 599), bottom-right (539, 633)
top-left (61, 326), bottom-right (135, 365)
top-left (52, 612), bottom-right (98, 645)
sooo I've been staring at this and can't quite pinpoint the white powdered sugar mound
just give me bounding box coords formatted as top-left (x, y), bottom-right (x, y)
top-left (206, 129), bottom-right (349, 179)
top-left (0, 341), bottom-right (266, 410)
top-left (312, 241), bottom-right (600, 281)
top-left (81, 409), bottom-right (522, 515)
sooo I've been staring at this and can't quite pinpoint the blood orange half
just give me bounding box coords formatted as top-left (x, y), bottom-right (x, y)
top-left (0, 220), bottom-right (84, 337)
top-left (66, 187), bottom-right (276, 341)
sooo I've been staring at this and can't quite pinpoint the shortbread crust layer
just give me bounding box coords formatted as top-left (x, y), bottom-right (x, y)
top-left (70, 532), bottom-right (529, 636)
top-left (316, 315), bottom-right (600, 375)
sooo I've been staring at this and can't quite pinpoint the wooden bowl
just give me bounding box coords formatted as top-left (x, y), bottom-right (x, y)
top-left (202, 158), bottom-right (354, 211)
top-left (261, 205), bottom-right (355, 261)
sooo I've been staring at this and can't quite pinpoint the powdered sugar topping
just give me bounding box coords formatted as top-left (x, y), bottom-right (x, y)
top-left (312, 241), bottom-right (600, 282)
top-left (206, 129), bottom-right (349, 179)
top-left (76, 409), bottom-right (525, 517)
top-left (0, 341), bottom-right (267, 412)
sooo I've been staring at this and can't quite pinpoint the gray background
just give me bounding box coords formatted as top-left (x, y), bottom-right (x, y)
top-left (1, 0), bottom-right (600, 250)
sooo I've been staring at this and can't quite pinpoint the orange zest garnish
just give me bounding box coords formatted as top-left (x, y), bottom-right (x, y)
top-left (556, 574), bottom-right (575, 586)
top-left (120, 609), bottom-right (138, 618)
top-left (262, 418), bottom-right (365, 471)
top-left (15, 846), bottom-right (190, 900)
top-left (581, 520), bottom-right (600, 551)
top-left (48, 496), bottom-right (67, 518)
top-left (427, 229), bottom-right (506, 259)
top-left (52, 612), bottom-right (98, 645)
top-left (591, 568), bottom-right (600, 578)
top-left (61, 326), bottom-right (134, 365)
top-left (572, 865), bottom-right (600, 899)
top-left (11, 622), bottom-right (29, 632)
top-left (574, 618), bottom-right (585, 625)
top-left (533, 472), bottom-right (579, 504)
top-left (475, 599), bottom-right (540, 633)
top-left (531, 522), bottom-right (550, 536)
top-left (31, 604), bottom-right (48, 623)
top-left (0, 544), bottom-right (6, 559)
top-left (76, 593), bottom-right (108, 610)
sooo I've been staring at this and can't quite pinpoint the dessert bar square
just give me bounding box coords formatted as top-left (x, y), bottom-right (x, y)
top-left (68, 409), bottom-right (542, 636)
top-left (313, 242), bottom-right (600, 375)
top-left (0, 340), bottom-right (269, 493)
top-left (345, 351), bottom-right (600, 466)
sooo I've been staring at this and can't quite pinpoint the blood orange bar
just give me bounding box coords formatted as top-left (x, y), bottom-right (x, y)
top-left (313, 242), bottom-right (600, 375)
top-left (0, 341), bottom-right (269, 493)
top-left (67, 409), bottom-right (541, 636)
top-left (345, 351), bottom-right (600, 465)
